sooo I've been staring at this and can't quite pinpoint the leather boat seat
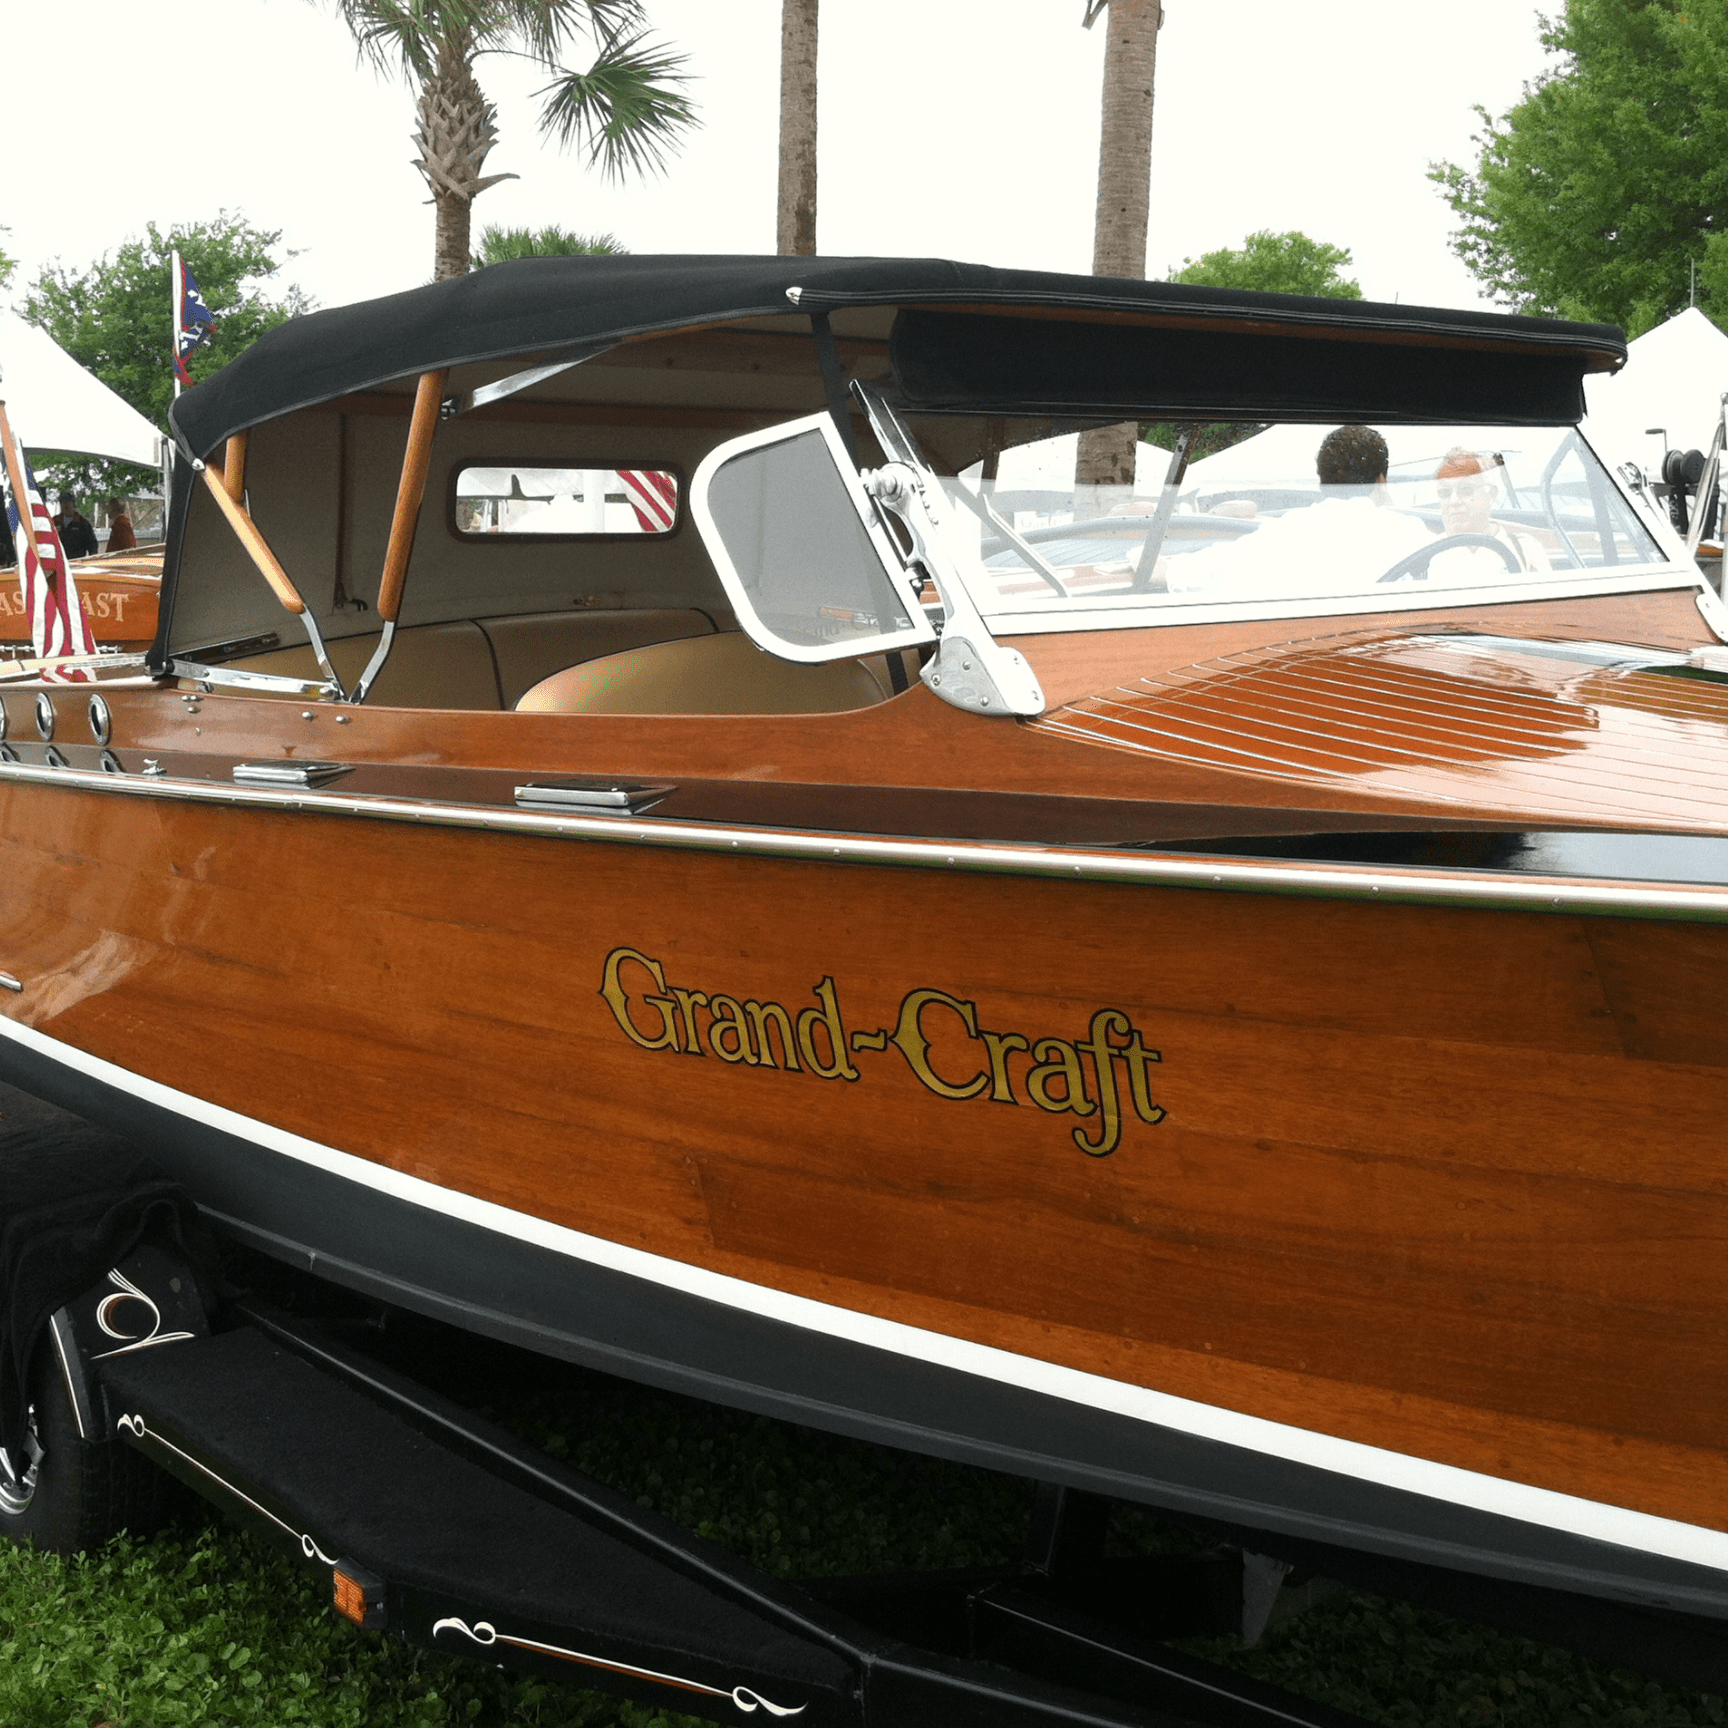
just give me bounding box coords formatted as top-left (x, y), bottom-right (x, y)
top-left (515, 630), bottom-right (890, 715)
top-left (221, 609), bottom-right (717, 709)
top-left (231, 620), bottom-right (502, 709)
top-left (483, 609), bottom-right (715, 708)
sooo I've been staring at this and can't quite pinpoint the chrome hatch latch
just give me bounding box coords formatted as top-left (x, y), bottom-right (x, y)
top-left (860, 463), bottom-right (1044, 718)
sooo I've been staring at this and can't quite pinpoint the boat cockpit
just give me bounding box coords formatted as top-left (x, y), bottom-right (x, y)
top-left (154, 259), bottom-right (1689, 729)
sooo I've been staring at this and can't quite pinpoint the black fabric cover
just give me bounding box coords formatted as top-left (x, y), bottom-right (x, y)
top-left (0, 1124), bottom-right (211, 1458)
top-left (891, 309), bottom-right (1598, 427)
top-left (101, 1329), bottom-right (852, 1699)
top-left (168, 253), bottom-right (1626, 459)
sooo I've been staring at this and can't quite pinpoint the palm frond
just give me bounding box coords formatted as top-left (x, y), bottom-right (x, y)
top-left (323, 0), bottom-right (439, 81)
top-left (467, 0), bottom-right (647, 69)
top-left (472, 223), bottom-right (628, 267)
top-left (321, 0), bottom-right (658, 84)
top-left (535, 29), bottom-right (696, 180)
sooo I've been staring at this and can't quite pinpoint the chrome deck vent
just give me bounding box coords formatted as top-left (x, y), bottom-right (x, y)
top-left (232, 761), bottom-right (353, 789)
top-left (514, 778), bottom-right (673, 816)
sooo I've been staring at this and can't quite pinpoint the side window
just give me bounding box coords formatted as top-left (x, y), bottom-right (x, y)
top-left (453, 465), bottom-right (679, 538)
top-left (691, 414), bottom-right (936, 663)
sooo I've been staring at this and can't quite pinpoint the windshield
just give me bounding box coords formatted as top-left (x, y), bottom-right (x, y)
top-left (936, 422), bottom-right (1669, 622)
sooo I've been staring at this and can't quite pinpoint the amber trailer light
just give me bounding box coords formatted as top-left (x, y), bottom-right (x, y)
top-left (332, 1559), bottom-right (387, 1629)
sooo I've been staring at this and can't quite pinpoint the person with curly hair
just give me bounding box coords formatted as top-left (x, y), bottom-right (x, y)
top-left (1162, 424), bottom-right (1430, 597)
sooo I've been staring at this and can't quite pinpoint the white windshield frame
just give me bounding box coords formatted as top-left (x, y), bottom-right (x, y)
top-left (940, 423), bottom-right (1702, 638)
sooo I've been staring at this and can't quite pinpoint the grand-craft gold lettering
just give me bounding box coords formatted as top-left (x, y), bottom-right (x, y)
top-left (599, 948), bottom-right (1164, 1157)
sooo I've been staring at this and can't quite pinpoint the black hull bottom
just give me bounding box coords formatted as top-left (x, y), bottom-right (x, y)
top-left (3, 1024), bottom-right (1725, 1655)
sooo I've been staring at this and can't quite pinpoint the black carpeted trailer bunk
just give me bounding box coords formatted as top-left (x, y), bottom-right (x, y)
top-left (5, 1127), bottom-right (1727, 1728)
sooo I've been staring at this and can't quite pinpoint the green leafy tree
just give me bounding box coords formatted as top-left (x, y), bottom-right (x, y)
top-left (1146, 230), bottom-right (1360, 460)
top-left (22, 213), bottom-right (310, 497)
top-left (1168, 229), bottom-right (1363, 299)
top-left (1430, 0), bottom-right (1728, 335)
top-left (0, 230), bottom-right (15, 294)
top-left (320, 0), bottom-right (697, 282)
top-left (471, 221), bottom-right (625, 266)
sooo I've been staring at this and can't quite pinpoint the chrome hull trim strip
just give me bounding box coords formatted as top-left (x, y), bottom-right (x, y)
top-left (0, 1009), bottom-right (1722, 1574)
top-left (0, 757), bottom-right (1725, 920)
top-left (3, 756), bottom-right (1728, 919)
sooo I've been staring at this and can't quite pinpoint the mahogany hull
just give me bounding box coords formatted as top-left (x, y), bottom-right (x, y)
top-left (0, 561), bottom-right (161, 651)
top-left (0, 773), bottom-right (1723, 1595)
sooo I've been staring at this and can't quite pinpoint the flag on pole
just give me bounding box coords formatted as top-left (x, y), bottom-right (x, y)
top-left (172, 252), bottom-right (218, 389)
top-left (0, 421), bottom-right (97, 676)
top-left (616, 468), bottom-right (677, 533)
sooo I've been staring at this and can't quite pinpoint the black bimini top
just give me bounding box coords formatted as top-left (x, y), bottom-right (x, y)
top-left (169, 254), bottom-right (1627, 458)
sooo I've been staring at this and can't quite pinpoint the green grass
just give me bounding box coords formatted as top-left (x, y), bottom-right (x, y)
top-left (3, 1352), bottom-right (1723, 1728)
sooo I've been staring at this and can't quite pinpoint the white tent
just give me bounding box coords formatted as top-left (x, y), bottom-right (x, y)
top-left (1180, 422), bottom-right (1331, 495)
top-left (1581, 307), bottom-right (1728, 478)
top-left (0, 311), bottom-right (163, 468)
top-left (993, 431), bottom-right (1173, 494)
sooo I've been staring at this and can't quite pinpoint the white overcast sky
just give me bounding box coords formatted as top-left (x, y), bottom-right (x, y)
top-left (6, 0), bottom-right (1556, 316)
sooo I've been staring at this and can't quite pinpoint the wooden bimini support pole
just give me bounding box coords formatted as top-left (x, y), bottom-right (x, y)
top-left (222, 432), bottom-right (248, 505)
top-left (197, 462), bottom-right (347, 695)
top-left (199, 464), bottom-right (304, 615)
top-left (353, 368), bottom-right (447, 703)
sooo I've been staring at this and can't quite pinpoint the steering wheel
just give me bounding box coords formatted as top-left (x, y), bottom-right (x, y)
top-left (1376, 532), bottom-right (1522, 585)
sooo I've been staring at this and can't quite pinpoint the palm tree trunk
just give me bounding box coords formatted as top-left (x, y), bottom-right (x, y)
top-left (777, 0), bottom-right (819, 255)
top-left (1076, 0), bottom-right (1162, 488)
top-left (433, 191), bottom-right (473, 284)
top-left (413, 37), bottom-right (517, 282)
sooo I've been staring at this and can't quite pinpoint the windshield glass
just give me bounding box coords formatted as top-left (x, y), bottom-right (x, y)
top-left (935, 422), bottom-right (1668, 621)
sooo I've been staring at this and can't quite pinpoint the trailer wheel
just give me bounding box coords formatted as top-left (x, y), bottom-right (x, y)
top-left (0, 1347), bottom-right (174, 1555)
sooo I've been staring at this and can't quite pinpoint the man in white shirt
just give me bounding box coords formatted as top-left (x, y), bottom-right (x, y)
top-left (1426, 447), bottom-right (1551, 582)
top-left (1165, 425), bottom-right (1432, 598)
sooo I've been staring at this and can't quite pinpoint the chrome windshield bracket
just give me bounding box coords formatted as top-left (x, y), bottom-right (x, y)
top-left (349, 618), bottom-right (395, 706)
top-left (850, 382), bottom-right (1043, 717)
top-left (165, 660), bottom-right (338, 698)
top-left (297, 609), bottom-right (348, 702)
top-left (862, 464), bottom-right (1044, 718)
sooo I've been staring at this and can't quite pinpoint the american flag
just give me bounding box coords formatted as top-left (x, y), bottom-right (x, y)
top-left (616, 469), bottom-right (677, 533)
top-left (1, 450), bottom-right (97, 675)
top-left (173, 252), bottom-right (218, 389)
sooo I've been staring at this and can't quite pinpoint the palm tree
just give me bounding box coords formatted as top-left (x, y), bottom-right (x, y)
top-left (777, 0), bottom-right (818, 255)
top-left (1076, 0), bottom-right (1162, 489)
top-left (322, 0), bottom-right (697, 282)
top-left (472, 222), bottom-right (626, 265)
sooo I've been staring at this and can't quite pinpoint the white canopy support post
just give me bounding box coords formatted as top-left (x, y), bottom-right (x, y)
top-left (171, 251), bottom-right (182, 403)
top-left (0, 395), bottom-right (44, 577)
top-left (1686, 394), bottom-right (1727, 565)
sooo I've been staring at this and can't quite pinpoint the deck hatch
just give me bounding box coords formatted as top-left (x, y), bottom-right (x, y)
top-left (232, 761), bottom-right (354, 789)
top-left (514, 778), bottom-right (674, 816)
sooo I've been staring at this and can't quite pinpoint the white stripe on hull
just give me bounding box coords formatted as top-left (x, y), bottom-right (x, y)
top-left (0, 1008), bottom-right (1721, 1575)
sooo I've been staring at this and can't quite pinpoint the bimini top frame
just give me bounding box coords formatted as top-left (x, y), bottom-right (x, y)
top-left (167, 255), bottom-right (1628, 465)
top-left (154, 256), bottom-right (1632, 691)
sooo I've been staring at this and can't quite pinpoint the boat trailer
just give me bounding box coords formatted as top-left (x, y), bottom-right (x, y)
top-left (16, 1143), bottom-right (1728, 1726)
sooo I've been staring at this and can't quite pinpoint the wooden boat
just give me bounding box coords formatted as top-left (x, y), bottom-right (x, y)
top-left (67, 545), bottom-right (161, 649)
top-left (0, 257), bottom-right (1724, 1629)
top-left (0, 546), bottom-right (162, 656)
